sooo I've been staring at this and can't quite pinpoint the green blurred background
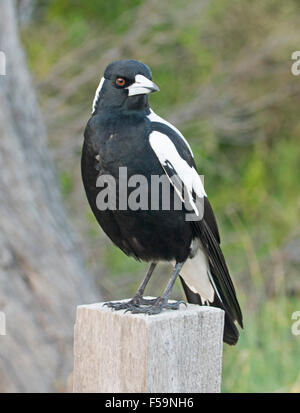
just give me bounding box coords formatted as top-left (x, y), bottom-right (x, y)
top-left (21, 0), bottom-right (299, 392)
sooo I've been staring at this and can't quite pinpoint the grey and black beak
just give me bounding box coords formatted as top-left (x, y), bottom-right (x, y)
top-left (127, 74), bottom-right (160, 96)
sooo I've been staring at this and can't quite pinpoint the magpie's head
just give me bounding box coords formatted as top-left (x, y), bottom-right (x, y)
top-left (92, 59), bottom-right (159, 113)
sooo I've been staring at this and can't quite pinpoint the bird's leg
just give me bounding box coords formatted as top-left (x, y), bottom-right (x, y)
top-left (130, 262), bottom-right (186, 315)
top-left (132, 262), bottom-right (157, 305)
top-left (104, 262), bottom-right (157, 310)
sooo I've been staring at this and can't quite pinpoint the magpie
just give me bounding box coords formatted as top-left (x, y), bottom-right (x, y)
top-left (81, 59), bottom-right (243, 345)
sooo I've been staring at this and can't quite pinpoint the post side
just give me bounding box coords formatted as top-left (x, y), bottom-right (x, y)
top-left (73, 301), bottom-right (224, 393)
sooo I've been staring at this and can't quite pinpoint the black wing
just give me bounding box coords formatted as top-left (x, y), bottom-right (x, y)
top-left (149, 119), bottom-right (243, 344)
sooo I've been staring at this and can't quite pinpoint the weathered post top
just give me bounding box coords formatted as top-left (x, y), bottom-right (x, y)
top-left (73, 300), bottom-right (224, 393)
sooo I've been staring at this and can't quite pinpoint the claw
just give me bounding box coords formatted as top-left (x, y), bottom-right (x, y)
top-left (164, 299), bottom-right (186, 310)
top-left (103, 300), bottom-right (136, 311)
top-left (103, 296), bottom-right (159, 312)
top-left (124, 306), bottom-right (139, 313)
top-left (130, 299), bottom-right (186, 315)
top-left (103, 298), bottom-right (186, 315)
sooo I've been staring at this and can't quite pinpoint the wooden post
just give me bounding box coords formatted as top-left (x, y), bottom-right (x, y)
top-left (73, 300), bottom-right (224, 393)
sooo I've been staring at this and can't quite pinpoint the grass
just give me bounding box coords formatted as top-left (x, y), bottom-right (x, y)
top-left (222, 297), bottom-right (300, 392)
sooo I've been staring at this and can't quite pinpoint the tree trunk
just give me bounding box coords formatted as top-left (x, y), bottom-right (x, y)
top-left (0, 0), bottom-right (98, 392)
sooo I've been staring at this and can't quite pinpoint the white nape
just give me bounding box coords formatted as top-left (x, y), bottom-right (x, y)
top-left (147, 109), bottom-right (194, 157)
top-left (92, 77), bottom-right (105, 114)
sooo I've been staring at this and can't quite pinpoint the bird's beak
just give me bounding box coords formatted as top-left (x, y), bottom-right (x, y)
top-left (127, 74), bottom-right (160, 96)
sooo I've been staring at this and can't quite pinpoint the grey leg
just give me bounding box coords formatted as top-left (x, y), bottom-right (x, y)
top-left (134, 262), bottom-right (157, 303)
top-left (105, 262), bottom-right (157, 310)
top-left (130, 262), bottom-right (186, 315)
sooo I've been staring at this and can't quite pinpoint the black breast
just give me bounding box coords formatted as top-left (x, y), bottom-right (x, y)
top-left (81, 110), bottom-right (193, 262)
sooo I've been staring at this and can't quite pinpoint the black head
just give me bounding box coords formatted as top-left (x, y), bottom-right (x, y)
top-left (92, 59), bottom-right (159, 113)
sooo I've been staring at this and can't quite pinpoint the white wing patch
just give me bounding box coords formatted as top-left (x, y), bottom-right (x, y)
top-left (180, 244), bottom-right (215, 303)
top-left (92, 77), bottom-right (105, 114)
top-left (149, 130), bottom-right (206, 217)
top-left (147, 109), bottom-right (194, 157)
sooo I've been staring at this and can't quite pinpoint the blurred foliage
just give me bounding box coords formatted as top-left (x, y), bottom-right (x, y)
top-left (223, 296), bottom-right (300, 392)
top-left (46, 0), bottom-right (142, 24)
top-left (22, 0), bottom-right (300, 392)
top-left (59, 170), bottom-right (74, 197)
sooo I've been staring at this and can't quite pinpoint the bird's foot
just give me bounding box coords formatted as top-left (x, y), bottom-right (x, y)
top-left (129, 298), bottom-right (186, 315)
top-left (103, 296), bottom-right (157, 311)
top-left (104, 298), bottom-right (139, 311)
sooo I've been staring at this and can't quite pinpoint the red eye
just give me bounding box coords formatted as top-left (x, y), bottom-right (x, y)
top-left (116, 77), bottom-right (125, 86)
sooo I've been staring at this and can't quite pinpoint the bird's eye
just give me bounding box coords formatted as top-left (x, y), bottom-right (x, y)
top-left (116, 77), bottom-right (126, 87)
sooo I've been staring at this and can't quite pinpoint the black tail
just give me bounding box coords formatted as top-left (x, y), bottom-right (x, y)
top-left (180, 276), bottom-right (240, 345)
